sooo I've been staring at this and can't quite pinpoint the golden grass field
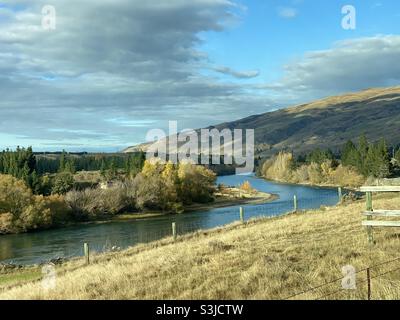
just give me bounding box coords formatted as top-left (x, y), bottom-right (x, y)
top-left (1, 193), bottom-right (400, 300)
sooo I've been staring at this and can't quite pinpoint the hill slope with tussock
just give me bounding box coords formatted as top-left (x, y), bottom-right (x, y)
top-left (123, 86), bottom-right (400, 157)
top-left (1, 193), bottom-right (400, 300)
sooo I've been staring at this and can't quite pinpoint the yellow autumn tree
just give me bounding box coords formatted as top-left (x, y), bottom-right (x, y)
top-left (240, 181), bottom-right (255, 194)
top-left (141, 158), bottom-right (165, 177)
top-left (178, 162), bottom-right (216, 204)
top-left (0, 174), bottom-right (52, 233)
top-left (261, 152), bottom-right (294, 181)
top-left (161, 161), bottom-right (182, 211)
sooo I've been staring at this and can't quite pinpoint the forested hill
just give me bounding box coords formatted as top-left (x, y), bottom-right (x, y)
top-left (123, 86), bottom-right (400, 157)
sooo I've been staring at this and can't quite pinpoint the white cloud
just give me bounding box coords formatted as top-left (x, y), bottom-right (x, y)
top-left (212, 66), bottom-right (260, 79)
top-left (0, 0), bottom-right (273, 150)
top-left (261, 35), bottom-right (400, 100)
top-left (277, 7), bottom-right (298, 19)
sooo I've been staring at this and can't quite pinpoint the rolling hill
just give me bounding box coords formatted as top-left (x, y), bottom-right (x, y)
top-left (123, 86), bottom-right (400, 157)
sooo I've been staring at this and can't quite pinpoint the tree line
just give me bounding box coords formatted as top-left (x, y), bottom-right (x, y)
top-left (259, 135), bottom-right (400, 187)
top-left (298, 135), bottom-right (396, 179)
top-left (0, 147), bottom-right (41, 192)
top-left (0, 148), bottom-right (146, 195)
top-left (36, 151), bottom-right (145, 175)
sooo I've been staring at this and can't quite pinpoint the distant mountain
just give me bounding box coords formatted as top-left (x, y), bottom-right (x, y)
top-left (123, 86), bottom-right (400, 157)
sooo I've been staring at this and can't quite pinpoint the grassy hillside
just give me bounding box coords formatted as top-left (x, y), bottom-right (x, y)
top-left (124, 86), bottom-right (400, 157)
top-left (213, 86), bottom-right (400, 157)
top-left (2, 193), bottom-right (400, 300)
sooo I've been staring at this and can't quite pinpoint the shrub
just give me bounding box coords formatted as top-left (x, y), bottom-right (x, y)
top-left (261, 152), bottom-right (294, 181)
top-left (307, 163), bottom-right (324, 184)
top-left (321, 160), bottom-right (335, 179)
top-left (0, 213), bottom-right (14, 234)
top-left (100, 183), bottom-right (130, 214)
top-left (291, 165), bottom-right (309, 183)
top-left (44, 195), bottom-right (72, 225)
top-left (260, 151), bottom-right (365, 188)
top-left (331, 165), bottom-right (365, 188)
top-left (64, 189), bottom-right (95, 220)
top-left (133, 172), bottom-right (167, 211)
top-left (65, 184), bottom-right (132, 220)
top-left (18, 196), bottom-right (52, 231)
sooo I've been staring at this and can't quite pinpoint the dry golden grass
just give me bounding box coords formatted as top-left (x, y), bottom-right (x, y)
top-left (287, 86), bottom-right (400, 113)
top-left (1, 193), bottom-right (400, 300)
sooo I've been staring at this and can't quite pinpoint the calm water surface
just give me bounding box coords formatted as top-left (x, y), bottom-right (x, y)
top-left (0, 175), bottom-right (339, 265)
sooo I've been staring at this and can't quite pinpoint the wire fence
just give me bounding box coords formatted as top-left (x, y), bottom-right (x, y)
top-left (284, 257), bottom-right (400, 300)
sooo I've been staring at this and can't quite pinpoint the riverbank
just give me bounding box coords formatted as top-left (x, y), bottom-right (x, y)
top-left (99, 187), bottom-right (277, 222)
top-left (2, 192), bottom-right (400, 300)
top-left (257, 174), bottom-right (400, 192)
top-left (255, 172), bottom-right (360, 191)
top-left (185, 187), bottom-right (278, 212)
top-left (0, 183), bottom-right (277, 234)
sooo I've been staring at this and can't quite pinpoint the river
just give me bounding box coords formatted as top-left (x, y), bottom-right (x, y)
top-left (0, 175), bottom-right (339, 265)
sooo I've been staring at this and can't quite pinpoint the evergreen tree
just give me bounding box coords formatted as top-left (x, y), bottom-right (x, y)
top-left (21, 163), bottom-right (30, 184)
top-left (106, 158), bottom-right (118, 181)
top-left (124, 157), bottom-right (131, 177)
top-left (29, 170), bottom-right (42, 195)
top-left (39, 175), bottom-right (52, 196)
top-left (364, 138), bottom-right (390, 178)
top-left (58, 150), bottom-right (67, 173)
top-left (357, 134), bottom-right (369, 176)
top-left (395, 148), bottom-right (400, 164)
top-left (0, 146), bottom-right (38, 187)
top-left (374, 139), bottom-right (390, 178)
top-left (126, 152), bottom-right (145, 179)
top-left (306, 148), bottom-right (335, 165)
top-left (341, 140), bottom-right (361, 170)
top-left (52, 172), bottom-right (74, 195)
top-left (25, 147), bottom-right (36, 173)
top-left (100, 159), bottom-right (107, 179)
top-left (65, 158), bottom-right (76, 174)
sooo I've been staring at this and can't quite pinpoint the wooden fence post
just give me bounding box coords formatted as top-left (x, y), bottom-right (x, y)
top-left (240, 207), bottom-right (244, 223)
top-left (172, 222), bottom-right (177, 241)
top-left (84, 242), bottom-right (90, 265)
top-left (338, 187), bottom-right (343, 203)
top-left (293, 195), bottom-right (298, 212)
top-left (367, 268), bottom-right (371, 300)
top-left (366, 191), bottom-right (373, 211)
top-left (366, 192), bottom-right (374, 245)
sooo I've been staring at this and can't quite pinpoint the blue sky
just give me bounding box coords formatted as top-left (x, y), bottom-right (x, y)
top-left (0, 0), bottom-right (400, 151)
top-left (202, 0), bottom-right (400, 83)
